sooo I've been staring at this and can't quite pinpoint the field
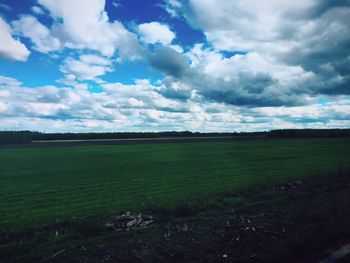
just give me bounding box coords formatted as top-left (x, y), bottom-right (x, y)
top-left (0, 139), bottom-right (350, 229)
top-left (1, 138), bottom-right (349, 230)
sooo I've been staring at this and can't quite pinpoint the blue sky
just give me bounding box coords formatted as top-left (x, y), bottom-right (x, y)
top-left (0, 0), bottom-right (349, 132)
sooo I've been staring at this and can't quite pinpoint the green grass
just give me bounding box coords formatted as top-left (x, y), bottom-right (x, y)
top-left (0, 138), bottom-right (349, 230)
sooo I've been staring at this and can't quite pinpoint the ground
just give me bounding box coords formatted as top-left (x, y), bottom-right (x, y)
top-left (0, 138), bottom-right (350, 262)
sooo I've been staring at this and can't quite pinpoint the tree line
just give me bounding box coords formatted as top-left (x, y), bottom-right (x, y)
top-left (267, 129), bottom-right (350, 138)
top-left (0, 131), bottom-right (32, 145)
top-left (0, 129), bottom-right (349, 145)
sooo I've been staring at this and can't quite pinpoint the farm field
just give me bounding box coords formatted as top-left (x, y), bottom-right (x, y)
top-left (1, 138), bottom-right (350, 262)
top-left (1, 138), bottom-right (349, 230)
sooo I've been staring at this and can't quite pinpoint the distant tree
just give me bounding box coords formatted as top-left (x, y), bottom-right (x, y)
top-left (268, 129), bottom-right (350, 138)
top-left (1, 129), bottom-right (348, 144)
top-left (0, 131), bottom-right (32, 145)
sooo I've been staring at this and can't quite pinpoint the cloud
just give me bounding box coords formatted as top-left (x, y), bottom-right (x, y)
top-left (162, 0), bottom-right (182, 17)
top-left (0, 18), bottom-right (30, 61)
top-left (182, 0), bottom-right (314, 51)
top-left (1, 0), bottom-right (349, 132)
top-left (155, 1), bottom-right (350, 107)
top-left (60, 54), bottom-right (113, 81)
top-left (168, 44), bottom-right (184, 53)
top-left (148, 46), bottom-right (189, 78)
top-left (149, 45), bottom-right (312, 106)
top-left (0, 3), bottom-right (11, 11)
top-left (112, 1), bottom-right (120, 8)
top-left (0, 75), bottom-right (187, 131)
top-left (138, 22), bottom-right (175, 46)
top-left (31, 5), bottom-right (45, 15)
top-left (279, 6), bottom-right (350, 96)
top-left (1, 74), bottom-right (350, 132)
top-left (0, 75), bottom-right (23, 87)
top-left (38, 0), bottom-right (142, 58)
top-left (12, 15), bottom-right (61, 53)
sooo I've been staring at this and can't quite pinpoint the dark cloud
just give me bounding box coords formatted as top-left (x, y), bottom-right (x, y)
top-left (305, 0), bottom-right (350, 19)
top-left (157, 86), bottom-right (191, 101)
top-left (281, 5), bottom-right (350, 96)
top-left (157, 65), bottom-right (308, 107)
top-left (147, 45), bottom-right (312, 107)
top-left (148, 46), bottom-right (190, 78)
top-left (38, 93), bottom-right (62, 103)
top-left (153, 1), bottom-right (350, 107)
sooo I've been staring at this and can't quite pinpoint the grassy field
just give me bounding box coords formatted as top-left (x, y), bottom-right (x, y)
top-left (1, 138), bottom-right (350, 230)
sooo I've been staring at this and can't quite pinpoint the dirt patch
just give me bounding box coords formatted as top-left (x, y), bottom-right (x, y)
top-left (105, 212), bottom-right (154, 231)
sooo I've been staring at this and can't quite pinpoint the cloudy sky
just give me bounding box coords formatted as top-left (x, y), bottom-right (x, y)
top-left (0, 0), bottom-right (349, 132)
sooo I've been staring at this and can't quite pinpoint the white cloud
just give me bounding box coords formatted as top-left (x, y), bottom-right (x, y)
top-left (169, 44), bottom-right (184, 53)
top-left (185, 0), bottom-right (314, 52)
top-left (31, 5), bottom-right (45, 15)
top-left (155, 1), bottom-right (350, 107)
top-left (38, 0), bottom-right (142, 58)
top-left (128, 98), bottom-right (144, 107)
top-left (150, 44), bottom-right (313, 107)
top-left (0, 101), bottom-right (7, 112)
top-left (162, 0), bottom-right (182, 17)
top-left (138, 22), bottom-right (175, 45)
top-left (0, 75), bottom-right (23, 87)
top-left (185, 45), bottom-right (312, 94)
top-left (112, 1), bottom-right (120, 8)
top-left (60, 54), bottom-right (113, 80)
top-left (79, 54), bottom-right (111, 66)
top-left (12, 15), bottom-right (61, 53)
top-left (1, 0), bottom-right (349, 132)
top-left (0, 89), bottom-right (10, 98)
top-left (183, 0), bottom-right (350, 76)
top-left (1, 75), bottom-right (350, 132)
top-left (0, 18), bottom-right (30, 61)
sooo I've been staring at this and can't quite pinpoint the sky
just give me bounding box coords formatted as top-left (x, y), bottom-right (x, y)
top-left (0, 0), bottom-right (349, 132)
